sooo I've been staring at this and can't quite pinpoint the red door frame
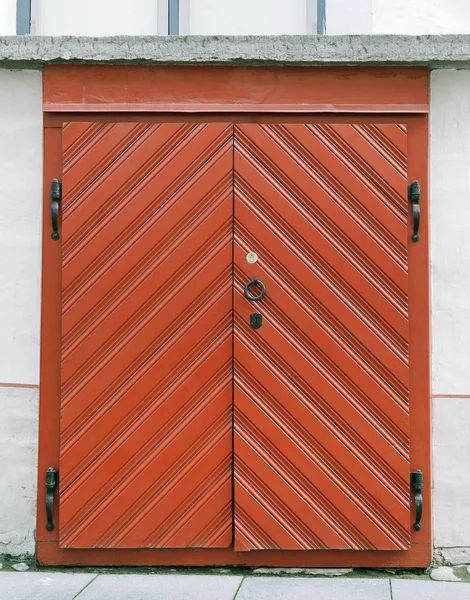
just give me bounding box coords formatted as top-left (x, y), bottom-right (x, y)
top-left (38, 66), bottom-right (431, 567)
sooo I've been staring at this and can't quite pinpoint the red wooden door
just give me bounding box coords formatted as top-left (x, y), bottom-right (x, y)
top-left (57, 120), bottom-right (416, 554)
top-left (233, 123), bottom-right (411, 551)
top-left (59, 122), bottom-right (234, 549)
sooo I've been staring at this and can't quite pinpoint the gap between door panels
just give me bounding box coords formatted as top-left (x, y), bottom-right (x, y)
top-left (231, 124), bottom-right (236, 546)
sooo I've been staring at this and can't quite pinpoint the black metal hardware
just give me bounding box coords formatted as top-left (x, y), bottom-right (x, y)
top-left (50, 178), bottom-right (62, 241)
top-left (244, 278), bottom-right (266, 302)
top-left (410, 469), bottom-right (423, 531)
top-left (250, 313), bottom-right (263, 329)
top-left (45, 467), bottom-right (59, 532)
top-left (408, 180), bottom-right (421, 243)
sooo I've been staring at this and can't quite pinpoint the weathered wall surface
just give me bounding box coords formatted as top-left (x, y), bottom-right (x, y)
top-left (0, 69), bottom-right (42, 556)
top-left (433, 398), bottom-right (470, 549)
top-left (189, 0), bottom-right (308, 35)
top-left (430, 70), bottom-right (470, 397)
top-left (0, 0), bottom-right (15, 35)
top-left (326, 0), bottom-right (372, 35)
top-left (372, 0), bottom-right (470, 34)
top-left (430, 69), bottom-right (470, 551)
top-left (326, 0), bottom-right (470, 34)
top-left (31, 0), bottom-right (161, 36)
top-left (0, 69), bottom-right (42, 386)
top-left (0, 387), bottom-right (39, 554)
top-left (2, 35), bottom-right (470, 67)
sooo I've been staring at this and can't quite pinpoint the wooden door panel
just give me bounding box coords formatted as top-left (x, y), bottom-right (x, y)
top-left (234, 123), bottom-right (411, 551)
top-left (234, 196), bottom-right (408, 419)
top-left (59, 122), bottom-right (234, 549)
top-left (234, 125), bottom-right (408, 340)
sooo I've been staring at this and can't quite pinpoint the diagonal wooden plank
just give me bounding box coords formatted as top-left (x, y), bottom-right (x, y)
top-left (59, 122), bottom-right (234, 550)
top-left (234, 123), bottom-right (411, 552)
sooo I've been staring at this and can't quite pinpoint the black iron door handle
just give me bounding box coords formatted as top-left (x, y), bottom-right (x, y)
top-left (50, 179), bottom-right (61, 241)
top-left (45, 467), bottom-right (59, 531)
top-left (244, 278), bottom-right (266, 302)
top-left (410, 469), bottom-right (423, 531)
top-left (408, 180), bottom-right (421, 242)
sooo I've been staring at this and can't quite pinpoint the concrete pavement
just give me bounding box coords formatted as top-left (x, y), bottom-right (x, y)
top-left (0, 573), bottom-right (470, 600)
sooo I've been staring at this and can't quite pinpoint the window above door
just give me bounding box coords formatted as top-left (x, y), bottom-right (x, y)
top-left (14, 0), bottom-right (326, 36)
top-left (7, 0), bottom-right (470, 36)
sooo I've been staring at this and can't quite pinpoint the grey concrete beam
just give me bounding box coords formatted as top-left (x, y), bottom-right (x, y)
top-left (0, 35), bottom-right (470, 68)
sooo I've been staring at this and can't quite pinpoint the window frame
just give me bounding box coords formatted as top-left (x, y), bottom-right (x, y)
top-left (26, 0), bottom-right (325, 37)
top-left (16, 0), bottom-right (31, 34)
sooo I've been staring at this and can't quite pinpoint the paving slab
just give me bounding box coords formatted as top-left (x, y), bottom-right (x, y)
top-left (392, 579), bottom-right (470, 600)
top-left (236, 577), bottom-right (391, 600)
top-left (430, 566), bottom-right (461, 581)
top-left (0, 572), bottom-right (96, 600)
top-left (76, 574), bottom-right (243, 600)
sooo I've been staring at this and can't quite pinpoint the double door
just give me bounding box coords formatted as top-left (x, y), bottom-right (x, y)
top-left (58, 121), bottom-right (414, 552)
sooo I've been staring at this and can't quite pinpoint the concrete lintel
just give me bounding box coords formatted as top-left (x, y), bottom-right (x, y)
top-left (0, 34), bottom-right (470, 67)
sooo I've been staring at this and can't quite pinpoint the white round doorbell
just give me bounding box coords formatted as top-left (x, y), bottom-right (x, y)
top-left (246, 252), bottom-right (258, 264)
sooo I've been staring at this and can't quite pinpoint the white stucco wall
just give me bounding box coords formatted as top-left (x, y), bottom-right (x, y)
top-left (31, 0), bottom-right (160, 36)
top-left (0, 387), bottom-right (39, 555)
top-left (433, 398), bottom-right (470, 548)
top-left (0, 70), bottom-right (42, 386)
top-left (372, 0), bottom-right (470, 34)
top-left (326, 0), bottom-right (372, 35)
top-left (326, 0), bottom-right (470, 34)
top-left (0, 69), bottom-right (42, 556)
top-left (190, 0), bottom-right (308, 35)
top-left (0, 0), bottom-right (16, 35)
top-left (430, 69), bottom-right (470, 549)
top-left (430, 70), bottom-right (470, 397)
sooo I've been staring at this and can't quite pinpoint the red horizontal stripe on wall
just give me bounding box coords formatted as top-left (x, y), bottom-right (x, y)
top-left (0, 382), bottom-right (39, 389)
top-left (432, 394), bottom-right (470, 399)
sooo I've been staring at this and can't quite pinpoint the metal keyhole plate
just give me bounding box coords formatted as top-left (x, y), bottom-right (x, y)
top-left (250, 313), bottom-right (263, 329)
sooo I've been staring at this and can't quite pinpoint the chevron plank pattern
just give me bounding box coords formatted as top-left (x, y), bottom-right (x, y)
top-left (59, 122), bottom-right (234, 549)
top-left (233, 123), bottom-right (411, 551)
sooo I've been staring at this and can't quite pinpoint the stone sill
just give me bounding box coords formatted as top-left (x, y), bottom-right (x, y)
top-left (0, 34), bottom-right (469, 68)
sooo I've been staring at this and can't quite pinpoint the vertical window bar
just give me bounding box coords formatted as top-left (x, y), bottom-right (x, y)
top-left (168, 0), bottom-right (179, 35)
top-left (317, 0), bottom-right (326, 34)
top-left (16, 0), bottom-right (31, 34)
